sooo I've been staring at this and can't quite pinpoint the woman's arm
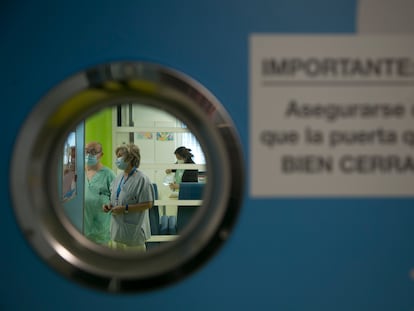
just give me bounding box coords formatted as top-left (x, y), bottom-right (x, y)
top-left (110, 201), bottom-right (153, 215)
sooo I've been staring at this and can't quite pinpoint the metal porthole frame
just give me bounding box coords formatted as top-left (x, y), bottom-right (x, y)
top-left (9, 61), bottom-right (245, 293)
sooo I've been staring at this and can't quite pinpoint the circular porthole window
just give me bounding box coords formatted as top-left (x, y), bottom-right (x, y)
top-left (10, 62), bottom-right (244, 292)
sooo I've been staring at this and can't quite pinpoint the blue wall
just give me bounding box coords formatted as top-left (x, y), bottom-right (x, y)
top-left (3, 1), bottom-right (414, 310)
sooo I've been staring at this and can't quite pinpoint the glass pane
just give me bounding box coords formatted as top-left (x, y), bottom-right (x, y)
top-left (62, 131), bottom-right (77, 201)
top-left (61, 103), bottom-right (207, 252)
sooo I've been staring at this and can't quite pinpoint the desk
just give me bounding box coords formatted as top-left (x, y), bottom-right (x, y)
top-left (146, 235), bottom-right (179, 242)
top-left (155, 199), bottom-right (202, 206)
top-left (150, 183), bottom-right (204, 240)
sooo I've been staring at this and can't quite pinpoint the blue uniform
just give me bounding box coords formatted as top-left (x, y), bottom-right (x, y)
top-left (109, 169), bottom-right (153, 247)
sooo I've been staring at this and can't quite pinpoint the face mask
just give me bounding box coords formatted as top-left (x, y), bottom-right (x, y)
top-left (85, 155), bottom-right (98, 166)
top-left (177, 159), bottom-right (185, 164)
top-left (115, 157), bottom-right (128, 170)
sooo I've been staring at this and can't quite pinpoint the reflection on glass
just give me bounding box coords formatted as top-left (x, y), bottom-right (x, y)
top-left (62, 132), bottom-right (77, 201)
top-left (60, 103), bottom-right (207, 251)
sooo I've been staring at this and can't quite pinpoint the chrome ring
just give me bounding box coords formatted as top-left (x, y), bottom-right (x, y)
top-left (10, 61), bottom-right (244, 292)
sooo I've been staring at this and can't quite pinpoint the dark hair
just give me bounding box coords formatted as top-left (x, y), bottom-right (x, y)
top-left (174, 146), bottom-right (195, 163)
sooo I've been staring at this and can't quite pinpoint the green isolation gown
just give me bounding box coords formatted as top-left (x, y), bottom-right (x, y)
top-left (84, 166), bottom-right (115, 244)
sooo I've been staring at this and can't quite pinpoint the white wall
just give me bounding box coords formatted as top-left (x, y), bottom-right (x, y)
top-left (112, 104), bottom-right (192, 216)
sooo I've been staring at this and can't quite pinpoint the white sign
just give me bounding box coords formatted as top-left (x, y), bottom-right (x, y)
top-left (250, 35), bottom-right (414, 197)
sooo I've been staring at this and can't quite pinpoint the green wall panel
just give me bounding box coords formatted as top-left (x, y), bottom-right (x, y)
top-left (85, 108), bottom-right (113, 168)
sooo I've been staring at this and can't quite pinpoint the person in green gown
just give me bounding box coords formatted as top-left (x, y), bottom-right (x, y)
top-left (84, 141), bottom-right (115, 245)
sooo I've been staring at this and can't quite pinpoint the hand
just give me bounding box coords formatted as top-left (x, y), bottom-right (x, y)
top-left (169, 182), bottom-right (179, 191)
top-left (102, 204), bottom-right (112, 213)
top-left (110, 205), bottom-right (125, 215)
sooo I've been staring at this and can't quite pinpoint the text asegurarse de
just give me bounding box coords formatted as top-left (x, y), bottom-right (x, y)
top-left (260, 99), bottom-right (414, 174)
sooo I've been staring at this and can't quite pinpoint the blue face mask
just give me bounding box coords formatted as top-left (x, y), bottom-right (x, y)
top-left (85, 154), bottom-right (98, 166)
top-left (115, 157), bottom-right (128, 170)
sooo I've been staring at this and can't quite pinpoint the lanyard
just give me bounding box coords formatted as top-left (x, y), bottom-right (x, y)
top-left (116, 167), bottom-right (136, 202)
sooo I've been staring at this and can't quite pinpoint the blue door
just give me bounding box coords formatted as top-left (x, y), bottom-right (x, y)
top-left (3, 1), bottom-right (414, 310)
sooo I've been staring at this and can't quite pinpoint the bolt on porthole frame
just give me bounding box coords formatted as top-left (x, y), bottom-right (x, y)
top-left (10, 62), bottom-right (244, 292)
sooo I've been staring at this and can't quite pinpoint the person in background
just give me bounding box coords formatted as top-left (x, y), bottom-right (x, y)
top-left (103, 143), bottom-right (154, 252)
top-left (165, 146), bottom-right (198, 191)
top-left (84, 141), bottom-right (115, 245)
top-left (165, 147), bottom-right (200, 234)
